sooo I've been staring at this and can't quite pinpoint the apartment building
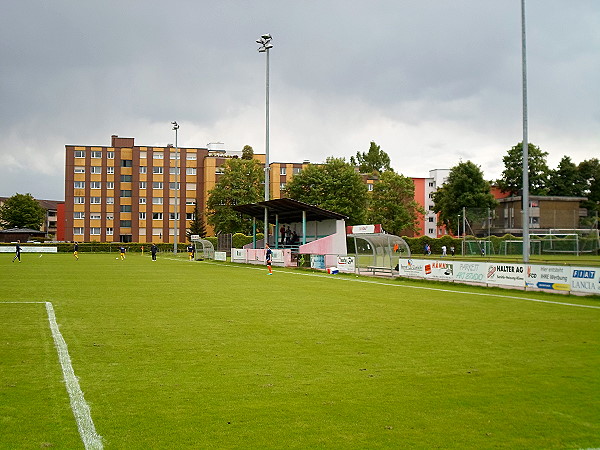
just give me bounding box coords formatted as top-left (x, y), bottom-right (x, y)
top-left (411, 169), bottom-right (450, 238)
top-left (64, 135), bottom-right (264, 243)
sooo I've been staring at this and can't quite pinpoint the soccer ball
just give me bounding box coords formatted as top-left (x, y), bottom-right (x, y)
top-left (116, 257), bottom-right (119, 260)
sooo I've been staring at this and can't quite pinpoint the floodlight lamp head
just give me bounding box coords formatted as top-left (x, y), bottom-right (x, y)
top-left (265, 43), bottom-right (273, 49)
top-left (261, 33), bottom-right (272, 40)
top-left (172, 121), bottom-right (179, 130)
top-left (258, 47), bottom-right (266, 53)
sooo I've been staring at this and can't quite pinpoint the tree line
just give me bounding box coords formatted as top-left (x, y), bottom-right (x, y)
top-left (1, 142), bottom-right (597, 237)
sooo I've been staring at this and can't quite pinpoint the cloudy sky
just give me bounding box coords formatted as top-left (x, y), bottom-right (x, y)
top-left (1, 0), bottom-right (598, 201)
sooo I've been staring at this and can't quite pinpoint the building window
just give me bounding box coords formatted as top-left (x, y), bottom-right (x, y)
top-left (73, 227), bottom-right (84, 235)
top-left (153, 167), bottom-right (163, 174)
top-left (153, 152), bottom-right (163, 159)
top-left (428, 228), bottom-right (435, 234)
top-left (293, 167), bottom-right (302, 175)
top-left (186, 153), bottom-right (197, 160)
top-left (120, 205), bottom-right (132, 212)
top-left (120, 220), bottom-right (132, 227)
top-left (139, 229), bottom-right (146, 235)
top-left (186, 213), bottom-right (195, 220)
top-left (74, 196), bottom-right (85, 204)
top-left (107, 151), bottom-right (114, 159)
top-left (90, 166), bottom-right (101, 174)
top-left (106, 214), bottom-right (114, 220)
top-left (121, 159), bottom-right (132, 167)
top-left (170, 182), bottom-right (181, 190)
top-left (107, 166), bottom-right (114, 174)
top-left (139, 212), bottom-right (146, 220)
top-left (152, 228), bottom-right (162, 236)
top-left (139, 181), bottom-right (147, 189)
top-left (170, 152), bottom-right (180, 160)
top-left (429, 182), bottom-right (434, 187)
top-left (90, 214), bottom-right (101, 220)
top-left (153, 182), bottom-right (163, 189)
top-left (74, 212), bottom-right (85, 219)
top-left (170, 167), bottom-right (180, 175)
top-left (120, 190), bottom-right (132, 197)
top-left (90, 197), bottom-right (101, 204)
top-left (107, 182), bottom-right (114, 189)
top-left (186, 182), bottom-right (196, 190)
top-left (106, 197), bottom-right (114, 204)
top-left (90, 181), bottom-right (101, 189)
top-left (169, 213), bottom-right (180, 220)
top-left (153, 212), bottom-right (163, 220)
top-left (90, 228), bottom-right (101, 235)
top-left (186, 167), bottom-right (196, 175)
top-left (280, 183), bottom-right (286, 191)
top-left (75, 150), bottom-right (85, 158)
top-left (74, 167), bottom-right (85, 173)
top-left (280, 167), bottom-right (287, 175)
top-left (121, 175), bottom-right (132, 182)
top-left (215, 167), bottom-right (225, 174)
top-left (106, 227), bottom-right (113, 235)
top-left (368, 184), bottom-right (373, 192)
top-left (139, 151), bottom-right (147, 159)
top-left (74, 181), bottom-right (85, 189)
top-left (428, 217), bottom-right (435, 222)
top-left (152, 197), bottom-right (163, 205)
top-left (140, 166), bottom-right (147, 174)
top-left (139, 197), bottom-right (146, 204)
top-left (186, 198), bottom-right (196, 205)
top-left (91, 151), bottom-right (102, 159)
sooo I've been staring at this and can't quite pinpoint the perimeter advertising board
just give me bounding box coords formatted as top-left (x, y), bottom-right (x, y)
top-left (397, 259), bottom-right (425, 278)
top-left (453, 262), bottom-right (487, 284)
top-left (232, 248), bottom-right (246, 262)
top-left (311, 254), bottom-right (325, 270)
top-left (486, 263), bottom-right (525, 287)
top-left (337, 256), bottom-right (356, 273)
top-left (570, 267), bottom-right (600, 295)
top-left (525, 264), bottom-right (571, 292)
top-left (422, 260), bottom-right (455, 281)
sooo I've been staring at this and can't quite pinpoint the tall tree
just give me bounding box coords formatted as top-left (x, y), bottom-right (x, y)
top-left (241, 145), bottom-right (254, 160)
top-left (285, 157), bottom-right (368, 225)
top-left (350, 141), bottom-right (392, 175)
top-left (206, 158), bottom-right (264, 234)
top-left (578, 158), bottom-right (600, 223)
top-left (186, 202), bottom-right (206, 239)
top-left (0, 193), bottom-right (46, 230)
top-left (366, 171), bottom-right (425, 235)
top-left (547, 156), bottom-right (586, 197)
top-left (497, 142), bottom-right (550, 195)
top-left (433, 161), bottom-right (498, 235)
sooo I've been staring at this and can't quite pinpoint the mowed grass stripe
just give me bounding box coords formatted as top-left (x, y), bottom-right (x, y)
top-left (1, 253), bottom-right (598, 448)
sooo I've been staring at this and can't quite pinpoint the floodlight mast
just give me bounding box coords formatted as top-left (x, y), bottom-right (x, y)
top-left (257, 33), bottom-right (273, 246)
top-left (172, 121), bottom-right (179, 254)
top-left (521, 0), bottom-right (530, 263)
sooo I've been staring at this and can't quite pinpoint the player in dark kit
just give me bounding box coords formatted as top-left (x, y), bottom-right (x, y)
top-left (265, 243), bottom-right (273, 275)
top-left (151, 243), bottom-right (158, 261)
top-left (12, 241), bottom-right (21, 262)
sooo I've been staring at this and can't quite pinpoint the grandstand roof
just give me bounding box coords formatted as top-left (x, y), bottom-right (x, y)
top-left (233, 198), bottom-right (348, 223)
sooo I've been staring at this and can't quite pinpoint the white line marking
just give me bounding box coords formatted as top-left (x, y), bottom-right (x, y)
top-left (199, 261), bottom-right (600, 310)
top-left (44, 302), bottom-right (103, 449)
top-left (1, 301), bottom-right (103, 448)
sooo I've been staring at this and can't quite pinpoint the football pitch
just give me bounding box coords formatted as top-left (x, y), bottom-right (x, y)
top-left (1, 253), bottom-right (599, 449)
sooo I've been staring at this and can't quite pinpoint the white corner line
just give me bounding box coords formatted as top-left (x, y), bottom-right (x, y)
top-left (45, 302), bottom-right (103, 450)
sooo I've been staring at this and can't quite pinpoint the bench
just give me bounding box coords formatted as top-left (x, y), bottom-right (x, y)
top-left (365, 266), bottom-right (395, 276)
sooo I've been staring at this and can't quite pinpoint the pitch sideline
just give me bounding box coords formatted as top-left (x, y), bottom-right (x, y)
top-left (180, 259), bottom-right (600, 310)
top-left (0, 301), bottom-right (103, 449)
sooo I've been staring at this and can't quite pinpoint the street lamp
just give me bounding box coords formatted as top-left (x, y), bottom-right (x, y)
top-left (171, 121), bottom-right (179, 254)
top-left (257, 33), bottom-right (273, 245)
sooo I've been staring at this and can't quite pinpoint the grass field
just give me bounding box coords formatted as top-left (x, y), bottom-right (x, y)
top-left (1, 252), bottom-right (599, 449)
